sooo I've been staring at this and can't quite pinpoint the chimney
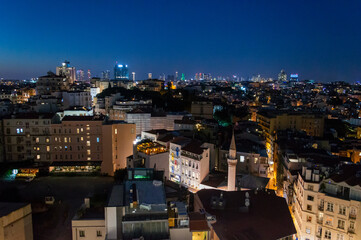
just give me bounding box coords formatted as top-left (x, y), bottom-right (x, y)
top-left (84, 198), bottom-right (90, 208)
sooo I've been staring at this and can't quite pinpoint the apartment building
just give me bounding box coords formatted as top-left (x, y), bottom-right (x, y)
top-left (3, 113), bottom-right (54, 162)
top-left (257, 109), bottom-right (325, 161)
top-left (51, 116), bottom-right (104, 172)
top-left (62, 91), bottom-right (91, 109)
top-left (36, 72), bottom-right (69, 95)
top-left (169, 137), bottom-right (210, 190)
top-left (293, 165), bottom-right (361, 240)
top-left (2, 114), bottom-right (135, 176)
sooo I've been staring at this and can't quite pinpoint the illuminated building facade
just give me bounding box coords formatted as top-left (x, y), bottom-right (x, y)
top-left (56, 60), bottom-right (76, 84)
top-left (114, 64), bottom-right (129, 79)
top-left (293, 166), bottom-right (361, 240)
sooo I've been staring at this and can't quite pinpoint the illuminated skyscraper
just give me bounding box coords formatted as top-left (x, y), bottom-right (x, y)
top-left (101, 70), bottom-right (110, 80)
top-left (56, 60), bottom-right (76, 83)
top-left (87, 70), bottom-right (91, 80)
top-left (278, 69), bottom-right (287, 82)
top-left (148, 73), bottom-right (152, 79)
top-left (76, 69), bottom-right (84, 81)
top-left (175, 71), bottom-right (178, 81)
top-left (181, 73), bottom-right (185, 81)
top-left (131, 72), bottom-right (136, 81)
top-left (114, 64), bottom-right (129, 79)
top-left (290, 73), bottom-right (299, 82)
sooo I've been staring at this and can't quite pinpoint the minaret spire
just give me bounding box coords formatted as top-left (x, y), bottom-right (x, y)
top-left (227, 128), bottom-right (237, 191)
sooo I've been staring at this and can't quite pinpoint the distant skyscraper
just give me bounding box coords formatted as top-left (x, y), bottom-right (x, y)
top-left (114, 64), bottom-right (129, 80)
top-left (56, 60), bottom-right (76, 84)
top-left (278, 69), bottom-right (287, 82)
top-left (159, 73), bottom-right (166, 81)
top-left (76, 69), bottom-right (84, 81)
top-left (131, 72), bottom-right (136, 81)
top-left (148, 73), bottom-right (152, 79)
top-left (181, 73), bottom-right (185, 81)
top-left (175, 71), bottom-right (178, 81)
top-left (101, 70), bottom-right (110, 80)
top-left (87, 70), bottom-right (91, 80)
top-left (290, 73), bottom-right (299, 82)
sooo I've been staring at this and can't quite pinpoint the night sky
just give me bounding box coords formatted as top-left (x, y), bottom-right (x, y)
top-left (1, 0), bottom-right (361, 82)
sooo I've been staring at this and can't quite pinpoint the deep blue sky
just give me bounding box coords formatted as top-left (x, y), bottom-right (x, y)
top-left (0, 0), bottom-right (361, 82)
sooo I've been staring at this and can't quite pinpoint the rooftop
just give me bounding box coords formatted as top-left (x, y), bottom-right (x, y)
top-left (196, 189), bottom-right (296, 240)
top-left (0, 202), bottom-right (28, 218)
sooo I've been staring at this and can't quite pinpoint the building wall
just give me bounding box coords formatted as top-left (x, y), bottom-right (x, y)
top-left (3, 116), bottom-right (52, 162)
top-left (0, 204), bottom-right (33, 240)
top-left (71, 219), bottom-right (105, 240)
top-left (51, 120), bottom-right (103, 162)
top-left (63, 91), bottom-right (91, 109)
top-left (101, 123), bottom-right (136, 175)
top-left (191, 102), bottom-right (213, 119)
top-left (293, 170), bottom-right (361, 240)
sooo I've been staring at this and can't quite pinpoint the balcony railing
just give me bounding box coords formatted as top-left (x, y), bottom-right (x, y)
top-left (318, 205), bottom-right (324, 211)
top-left (348, 228), bottom-right (355, 234)
top-left (349, 214), bottom-right (356, 220)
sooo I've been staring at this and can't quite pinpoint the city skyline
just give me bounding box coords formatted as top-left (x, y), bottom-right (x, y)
top-left (1, 0), bottom-right (361, 82)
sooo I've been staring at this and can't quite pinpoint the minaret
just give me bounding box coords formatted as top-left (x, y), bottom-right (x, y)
top-left (227, 130), bottom-right (237, 191)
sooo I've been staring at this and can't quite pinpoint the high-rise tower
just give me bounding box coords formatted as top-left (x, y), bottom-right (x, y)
top-left (114, 64), bottom-right (129, 79)
top-left (227, 130), bottom-right (237, 191)
top-left (56, 60), bottom-right (76, 84)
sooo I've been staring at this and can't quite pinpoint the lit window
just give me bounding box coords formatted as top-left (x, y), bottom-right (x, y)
top-left (240, 156), bottom-right (245, 162)
top-left (46, 146), bottom-right (50, 152)
top-left (64, 137), bottom-right (67, 143)
top-left (96, 137), bottom-right (100, 143)
top-left (87, 150), bottom-right (91, 155)
top-left (77, 128), bottom-right (80, 133)
top-left (46, 137), bottom-right (50, 143)
top-left (81, 128), bottom-right (83, 132)
top-left (37, 155), bottom-right (40, 160)
top-left (115, 129), bottom-right (117, 134)
top-left (81, 137), bottom-right (83, 141)
top-left (86, 141), bottom-right (90, 147)
top-left (36, 137), bottom-right (39, 143)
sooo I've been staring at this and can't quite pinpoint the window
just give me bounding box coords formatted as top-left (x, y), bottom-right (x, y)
top-left (87, 150), bottom-right (91, 155)
top-left (339, 205), bottom-right (346, 215)
top-left (77, 128), bottom-right (80, 134)
top-left (46, 146), bottom-right (50, 152)
top-left (305, 227), bottom-right (311, 234)
top-left (36, 137), bottom-right (39, 143)
top-left (326, 202), bottom-right (333, 212)
top-left (16, 128), bottom-right (24, 134)
top-left (81, 137), bottom-right (83, 141)
top-left (79, 230), bottom-right (85, 237)
top-left (324, 230), bottom-right (331, 239)
top-left (96, 137), bottom-right (100, 143)
top-left (86, 141), bottom-right (90, 147)
top-left (37, 155), bottom-right (40, 160)
top-left (307, 185), bottom-right (314, 191)
top-left (337, 234), bottom-right (344, 240)
top-left (307, 195), bottom-right (314, 201)
top-left (307, 216), bottom-right (312, 222)
top-left (115, 129), bottom-right (117, 134)
top-left (307, 205), bottom-right (312, 211)
top-left (96, 230), bottom-right (102, 237)
top-left (337, 219), bottom-right (345, 229)
top-left (240, 156), bottom-right (245, 162)
top-left (46, 137), bottom-right (50, 143)
top-left (325, 217), bottom-right (333, 226)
